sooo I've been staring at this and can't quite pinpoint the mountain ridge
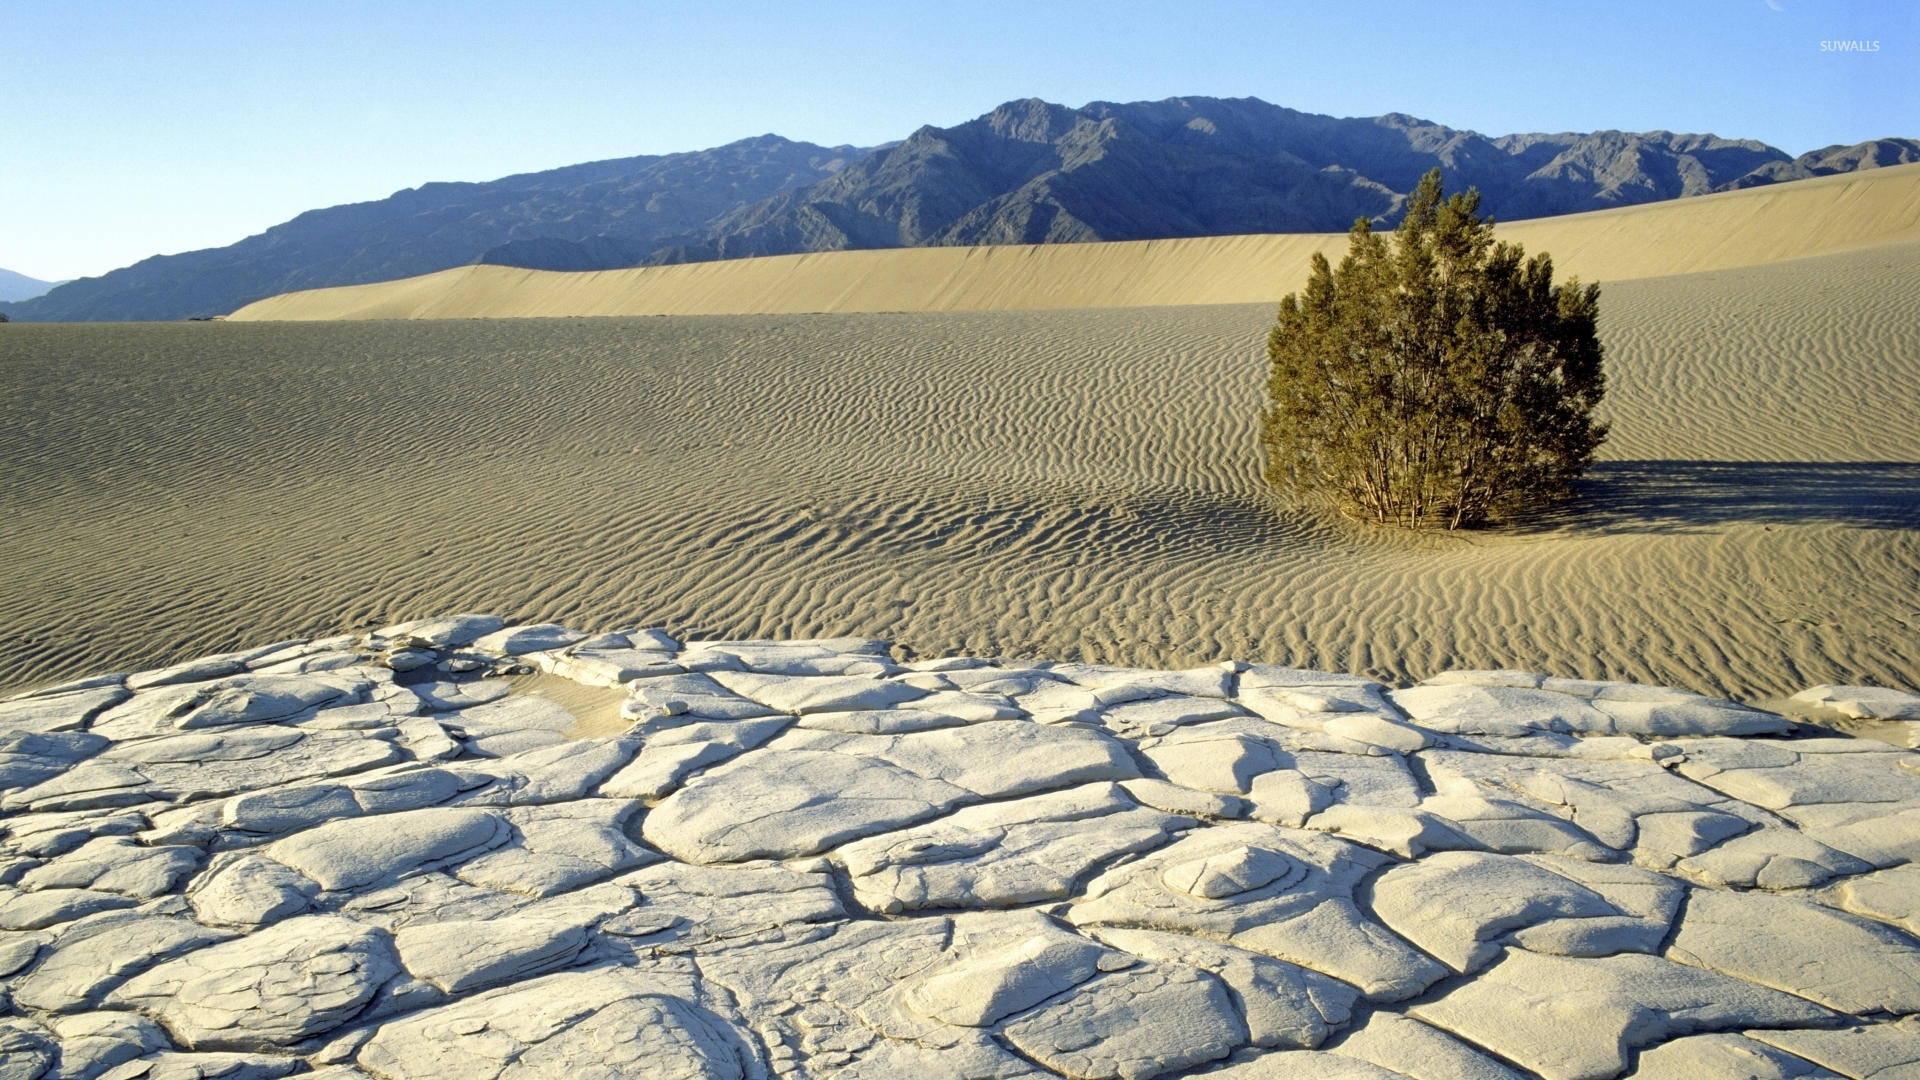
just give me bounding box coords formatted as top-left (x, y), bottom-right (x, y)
top-left (7, 96), bottom-right (1915, 322)
top-left (0, 267), bottom-right (62, 303)
top-left (4, 135), bottom-right (869, 322)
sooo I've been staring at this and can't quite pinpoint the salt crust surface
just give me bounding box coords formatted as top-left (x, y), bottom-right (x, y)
top-left (3, 615), bottom-right (1919, 1080)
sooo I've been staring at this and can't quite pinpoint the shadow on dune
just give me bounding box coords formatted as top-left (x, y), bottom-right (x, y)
top-left (1534, 461), bottom-right (1920, 533)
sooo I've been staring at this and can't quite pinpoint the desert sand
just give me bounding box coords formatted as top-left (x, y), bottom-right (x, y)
top-left (4, 256), bottom-right (1918, 705)
top-left (4, 620), bottom-right (1919, 1078)
top-left (229, 163), bottom-right (1920, 321)
top-left (4, 170), bottom-right (1918, 709)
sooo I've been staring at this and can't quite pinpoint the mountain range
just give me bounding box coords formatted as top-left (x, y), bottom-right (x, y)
top-left (0, 268), bottom-right (63, 304)
top-left (7, 96), bottom-right (1915, 322)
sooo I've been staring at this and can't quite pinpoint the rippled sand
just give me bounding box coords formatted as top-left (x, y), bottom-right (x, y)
top-left (3, 241), bottom-right (1917, 701)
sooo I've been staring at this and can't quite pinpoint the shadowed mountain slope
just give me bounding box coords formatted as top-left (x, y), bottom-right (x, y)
top-left (655, 98), bottom-right (1898, 263)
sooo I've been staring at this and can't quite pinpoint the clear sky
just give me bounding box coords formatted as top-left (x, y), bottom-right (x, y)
top-left (3, 0), bottom-right (1912, 282)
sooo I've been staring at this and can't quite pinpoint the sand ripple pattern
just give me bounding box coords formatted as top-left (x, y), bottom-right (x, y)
top-left (2, 244), bottom-right (1917, 700)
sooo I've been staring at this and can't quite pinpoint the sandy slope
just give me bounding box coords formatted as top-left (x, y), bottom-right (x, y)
top-left (228, 163), bottom-right (1920, 320)
top-left (5, 240), bottom-right (1916, 702)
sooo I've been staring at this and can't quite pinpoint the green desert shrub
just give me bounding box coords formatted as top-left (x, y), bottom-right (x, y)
top-left (1262, 168), bottom-right (1607, 529)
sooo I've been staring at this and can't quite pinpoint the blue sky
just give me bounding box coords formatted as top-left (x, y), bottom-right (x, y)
top-left (3, 0), bottom-right (1912, 281)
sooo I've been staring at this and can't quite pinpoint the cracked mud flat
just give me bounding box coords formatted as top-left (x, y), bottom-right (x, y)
top-left (5, 614), bottom-right (1920, 1080)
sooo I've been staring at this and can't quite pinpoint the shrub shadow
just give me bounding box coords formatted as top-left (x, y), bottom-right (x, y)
top-left (1521, 461), bottom-right (1920, 534)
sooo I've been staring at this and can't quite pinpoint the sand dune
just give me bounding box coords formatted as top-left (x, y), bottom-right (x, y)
top-left (229, 163), bottom-right (1920, 321)
top-left (6, 237), bottom-right (1917, 703)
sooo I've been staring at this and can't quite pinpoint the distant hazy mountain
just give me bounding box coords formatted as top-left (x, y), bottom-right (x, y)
top-left (5, 96), bottom-right (1909, 321)
top-left (0, 268), bottom-right (62, 303)
top-left (1718, 137), bottom-right (1920, 189)
top-left (2, 136), bottom-right (867, 322)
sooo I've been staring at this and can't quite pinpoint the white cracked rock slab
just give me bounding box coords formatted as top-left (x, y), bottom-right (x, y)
top-left (624, 672), bottom-right (781, 722)
top-left (613, 860), bottom-right (845, 942)
top-left (469, 623), bottom-right (586, 657)
top-left (707, 670), bottom-right (927, 714)
top-left (1142, 732), bottom-right (1279, 794)
top-left (642, 747), bottom-right (971, 864)
top-left (1391, 680), bottom-right (1791, 737)
top-left (452, 799), bottom-right (658, 898)
top-left (1069, 823), bottom-right (1445, 1000)
top-left (1630, 1033), bottom-right (1841, 1080)
top-left (1419, 749), bottom-right (1768, 864)
top-left (0, 1017), bottom-right (58, 1080)
top-left (95, 1049), bottom-right (307, 1080)
top-left (354, 967), bottom-right (757, 1080)
top-left (1834, 863), bottom-right (1920, 934)
top-left (643, 721), bottom-right (1135, 864)
top-left (1051, 663), bottom-right (1235, 700)
top-left (9, 912), bottom-right (230, 1013)
top-left (48, 727), bottom-right (402, 811)
top-left (0, 730), bottom-right (109, 795)
top-left (1, 806), bottom-right (147, 859)
top-left (1785, 802), bottom-right (1920, 869)
top-left (109, 914), bottom-right (401, 1050)
top-left (0, 888), bottom-right (139, 930)
top-left (1000, 960), bottom-right (1249, 1080)
top-left (393, 913), bottom-right (589, 993)
top-left (1665, 887), bottom-right (1920, 1014)
top-left (1408, 949), bottom-right (1836, 1080)
top-left (452, 737), bottom-right (637, 806)
top-left (375, 614), bottom-right (505, 649)
top-left (437, 695), bottom-right (575, 758)
top-left (407, 677), bottom-right (513, 714)
top-left (772, 720), bottom-right (1140, 798)
top-left (1327, 1011), bottom-right (1526, 1080)
top-left (1236, 664), bottom-right (1405, 722)
top-left (88, 675), bottom-right (361, 742)
top-left (220, 768), bottom-right (463, 834)
top-left (1747, 1018), bottom-right (1920, 1080)
top-left (1504, 856), bottom-right (1683, 957)
top-left (1201, 1053), bottom-right (1435, 1079)
top-left (1367, 851), bottom-right (1622, 972)
top-left (904, 930), bottom-right (1120, 1027)
top-left (1675, 737), bottom-right (1920, 811)
top-left (7, 621), bottom-right (1920, 1080)
top-left (835, 782), bottom-right (1188, 913)
top-left (535, 646), bottom-right (680, 687)
top-left (681, 638), bottom-right (892, 677)
top-left (795, 688), bottom-right (1022, 733)
top-left (1415, 793), bottom-right (1613, 860)
top-left (1792, 684), bottom-right (1920, 721)
top-left (1675, 823), bottom-right (1875, 889)
top-left (596, 715), bottom-right (790, 800)
top-left (187, 855), bottom-right (321, 928)
top-left (0, 687), bottom-right (129, 735)
top-left (1094, 927), bottom-right (1358, 1051)
top-left (1102, 695), bottom-right (1250, 737)
top-left (44, 1010), bottom-right (175, 1080)
top-left (1120, 777), bottom-right (1249, 819)
top-left (262, 806), bottom-right (507, 891)
top-left (1322, 713), bottom-right (1431, 753)
top-left (16, 836), bottom-right (200, 899)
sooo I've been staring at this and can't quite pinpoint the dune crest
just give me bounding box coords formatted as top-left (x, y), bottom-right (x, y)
top-left (229, 164), bottom-right (1920, 321)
